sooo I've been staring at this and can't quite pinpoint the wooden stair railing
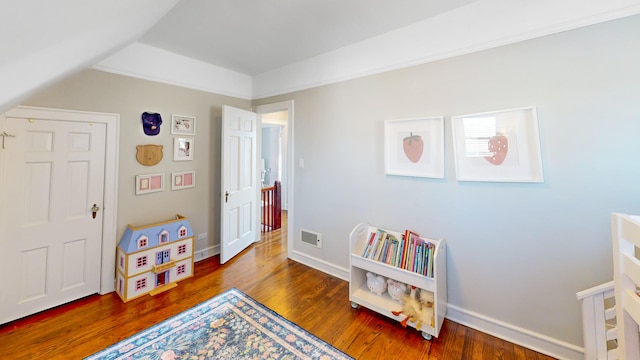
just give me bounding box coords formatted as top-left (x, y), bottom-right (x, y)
top-left (261, 181), bottom-right (281, 232)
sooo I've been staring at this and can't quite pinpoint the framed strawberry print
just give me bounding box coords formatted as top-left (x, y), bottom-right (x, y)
top-left (384, 116), bottom-right (444, 178)
top-left (451, 106), bottom-right (544, 182)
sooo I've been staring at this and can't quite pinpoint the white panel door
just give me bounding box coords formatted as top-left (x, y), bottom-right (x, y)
top-left (220, 105), bottom-right (258, 264)
top-left (0, 115), bottom-right (105, 324)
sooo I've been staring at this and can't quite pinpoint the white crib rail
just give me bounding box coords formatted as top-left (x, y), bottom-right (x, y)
top-left (577, 280), bottom-right (618, 360)
top-left (612, 213), bottom-right (640, 360)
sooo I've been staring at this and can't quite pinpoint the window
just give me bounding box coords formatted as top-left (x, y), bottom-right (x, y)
top-left (178, 226), bottom-right (187, 238)
top-left (135, 278), bottom-right (147, 290)
top-left (119, 255), bottom-right (124, 268)
top-left (138, 236), bottom-right (148, 249)
top-left (159, 230), bottom-right (169, 244)
top-left (178, 244), bottom-right (187, 255)
top-left (462, 116), bottom-right (498, 158)
top-left (136, 256), bottom-right (148, 268)
top-left (177, 264), bottom-right (186, 275)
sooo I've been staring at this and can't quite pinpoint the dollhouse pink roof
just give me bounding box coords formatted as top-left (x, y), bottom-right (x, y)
top-left (118, 215), bottom-right (193, 254)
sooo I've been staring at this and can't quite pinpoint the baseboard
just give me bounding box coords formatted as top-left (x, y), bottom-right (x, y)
top-left (193, 245), bottom-right (349, 280)
top-left (194, 245), bottom-right (582, 359)
top-left (446, 304), bottom-right (584, 360)
top-left (289, 250), bottom-right (350, 282)
top-left (193, 246), bottom-right (350, 282)
top-left (194, 245), bottom-right (218, 262)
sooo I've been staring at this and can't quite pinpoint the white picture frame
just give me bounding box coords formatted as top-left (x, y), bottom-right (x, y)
top-left (451, 106), bottom-right (544, 182)
top-left (135, 173), bottom-right (164, 195)
top-left (171, 114), bottom-right (196, 135)
top-left (173, 137), bottom-right (194, 161)
top-left (171, 170), bottom-right (196, 190)
top-left (384, 116), bottom-right (445, 178)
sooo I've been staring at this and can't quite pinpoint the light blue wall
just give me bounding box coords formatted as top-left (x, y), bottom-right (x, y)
top-left (255, 14), bottom-right (640, 349)
top-left (261, 126), bottom-right (281, 186)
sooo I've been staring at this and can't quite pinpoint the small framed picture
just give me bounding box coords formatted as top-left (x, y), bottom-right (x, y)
top-left (171, 115), bottom-right (196, 135)
top-left (384, 116), bottom-right (445, 178)
top-left (451, 106), bottom-right (544, 182)
top-left (135, 173), bottom-right (164, 195)
top-left (171, 170), bottom-right (195, 190)
top-left (173, 137), bottom-right (194, 161)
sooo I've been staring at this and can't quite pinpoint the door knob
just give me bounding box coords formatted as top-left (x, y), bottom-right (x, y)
top-left (91, 204), bottom-right (100, 219)
top-left (225, 191), bottom-right (229, 203)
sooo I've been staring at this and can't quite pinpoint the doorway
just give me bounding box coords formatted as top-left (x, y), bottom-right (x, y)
top-left (254, 101), bottom-right (293, 258)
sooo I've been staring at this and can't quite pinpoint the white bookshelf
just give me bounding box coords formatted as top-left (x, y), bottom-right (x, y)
top-left (349, 222), bottom-right (447, 339)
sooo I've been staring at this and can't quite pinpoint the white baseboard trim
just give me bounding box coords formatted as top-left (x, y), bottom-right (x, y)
top-left (287, 250), bottom-right (583, 359)
top-left (289, 250), bottom-right (350, 282)
top-left (194, 245), bottom-right (218, 262)
top-left (193, 246), bottom-right (349, 280)
top-left (193, 245), bottom-right (582, 359)
top-left (446, 304), bottom-right (584, 360)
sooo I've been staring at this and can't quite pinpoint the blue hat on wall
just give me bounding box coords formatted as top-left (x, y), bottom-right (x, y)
top-left (142, 112), bottom-right (162, 136)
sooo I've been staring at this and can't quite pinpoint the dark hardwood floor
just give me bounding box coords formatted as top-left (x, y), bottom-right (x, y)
top-left (0, 213), bottom-right (556, 359)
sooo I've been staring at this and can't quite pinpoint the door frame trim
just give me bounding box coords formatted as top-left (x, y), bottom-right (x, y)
top-left (4, 105), bottom-right (119, 294)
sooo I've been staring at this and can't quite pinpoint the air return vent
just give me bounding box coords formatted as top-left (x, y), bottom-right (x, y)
top-left (301, 229), bottom-right (322, 248)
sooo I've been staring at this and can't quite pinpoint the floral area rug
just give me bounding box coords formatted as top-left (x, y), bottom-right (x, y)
top-left (85, 288), bottom-right (352, 360)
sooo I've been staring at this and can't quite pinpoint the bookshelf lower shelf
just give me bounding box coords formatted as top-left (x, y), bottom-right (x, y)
top-left (350, 283), bottom-right (437, 336)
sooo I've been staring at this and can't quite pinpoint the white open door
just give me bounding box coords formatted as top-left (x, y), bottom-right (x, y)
top-left (220, 105), bottom-right (259, 264)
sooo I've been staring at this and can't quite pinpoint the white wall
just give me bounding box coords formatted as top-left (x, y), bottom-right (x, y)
top-left (261, 127), bottom-right (281, 186)
top-left (253, 15), bottom-right (640, 358)
top-left (0, 0), bottom-right (180, 113)
top-left (23, 70), bottom-right (251, 262)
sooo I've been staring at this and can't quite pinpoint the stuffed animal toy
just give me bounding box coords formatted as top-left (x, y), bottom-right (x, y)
top-left (387, 279), bottom-right (407, 301)
top-left (366, 272), bottom-right (387, 295)
top-left (392, 286), bottom-right (422, 327)
top-left (414, 289), bottom-right (435, 330)
top-left (391, 286), bottom-right (435, 330)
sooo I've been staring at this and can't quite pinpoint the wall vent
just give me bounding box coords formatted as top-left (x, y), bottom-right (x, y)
top-left (301, 229), bottom-right (322, 248)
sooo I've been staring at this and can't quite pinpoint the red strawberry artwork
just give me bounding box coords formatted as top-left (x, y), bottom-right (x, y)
top-left (485, 134), bottom-right (508, 165)
top-left (403, 132), bottom-right (424, 163)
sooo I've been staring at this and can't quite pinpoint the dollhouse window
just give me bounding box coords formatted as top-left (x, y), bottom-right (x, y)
top-left (159, 230), bottom-right (169, 244)
top-left (135, 278), bottom-right (147, 290)
top-left (177, 264), bottom-right (186, 275)
top-left (178, 226), bottom-right (187, 238)
top-left (178, 244), bottom-right (187, 255)
top-left (137, 235), bottom-right (148, 249)
top-left (119, 256), bottom-right (124, 268)
top-left (136, 256), bottom-right (148, 268)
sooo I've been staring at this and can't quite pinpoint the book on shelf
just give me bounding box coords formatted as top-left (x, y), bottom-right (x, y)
top-left (361, 229), bottom-right (384, 258)
top-left (360, 227), bottom-right (437, 278)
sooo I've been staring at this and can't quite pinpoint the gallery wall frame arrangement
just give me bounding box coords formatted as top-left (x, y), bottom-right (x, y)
top-left (173, 137), bottom-right (194, 161)
top-left (136, 173), bottom-right (165, 195)
top-left (451, 106), bottom-right (544, 182)
top-left (171, 170), bottom-right (196, 191)
top-left (384, 116), bottom-right (445, 178)
top-left (171, 114), bottom-right (196, 135)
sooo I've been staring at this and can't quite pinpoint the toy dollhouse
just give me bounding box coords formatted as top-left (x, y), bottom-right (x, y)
top-left (115, 214), bottom-right (194, 302)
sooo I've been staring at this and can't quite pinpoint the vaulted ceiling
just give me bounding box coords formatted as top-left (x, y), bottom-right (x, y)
top-left (2, 0), bottom-right (640, 110)
top-left (139, 0), bottom-right (477, 75)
